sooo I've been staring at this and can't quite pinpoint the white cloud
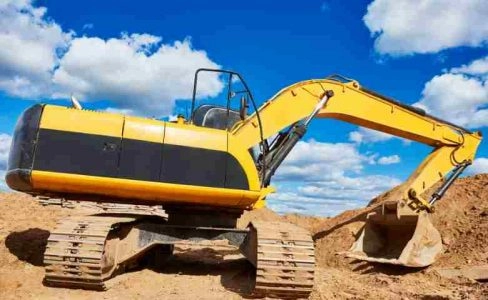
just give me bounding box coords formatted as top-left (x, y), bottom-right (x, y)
top-left (167, 115), bottom-right (178, 122)
top-left (268, 174), bottom-right (401, 217)
top-left (0, 133), bottom-right (12, 191)
top-left (0, 0), bottom-right (72, 98)
top-left (268, 192), bottom-right (365, 217)
top-left (274, 140), bottom-right (364, 182)
top-left (103, 107), bottom-right (135, 115)
top-left (0, 0), bottom-right (224, 116)
top-left (377, 154), bottom-right (400, 165)
top-left (267, 139), bottom-right (401, 216)
top-left (82, 23), bottom-right (93, 30)
top-left (0, 133), bottom-right (12, 170)
top-left (414, 59), bottom-right (488, 128)
top-left (466, 157), bottom-right (488, 175)
top-left (0, 170), bottom-right (7, 191)
top-left (451, 56), bottom-right (488, 77)
top-left (349, 127), bottom-right (411, 146)
top-left (53, 35), bottom-right (223, 116)
top-left (297, 175), bottom-right (401, 199)
top-left (364, 0), bottom-right (488, 55)
top-left (349, 127), bottom-right (394, 144)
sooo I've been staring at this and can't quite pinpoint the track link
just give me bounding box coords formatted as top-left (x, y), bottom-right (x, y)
top-left (251, 221), bottom-right (315, 299)
top-left (43, 215), bottom-right (137, 290)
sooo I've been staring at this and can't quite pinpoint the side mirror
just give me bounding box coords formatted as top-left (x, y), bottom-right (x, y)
top-left (240, 96), bottom-right (248, 120)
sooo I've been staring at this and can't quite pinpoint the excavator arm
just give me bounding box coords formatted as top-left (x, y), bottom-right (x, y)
top-left (232, 76), bottom-right (482, 215)
top-left (232, 75), bottom-right (482, 267)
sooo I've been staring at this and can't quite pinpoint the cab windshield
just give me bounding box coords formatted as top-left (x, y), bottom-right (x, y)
top-left (190, 69), bottom-right (254, 131)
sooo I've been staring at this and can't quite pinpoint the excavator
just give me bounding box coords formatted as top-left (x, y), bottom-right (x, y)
top-left (6, 69), bottom-right (482, 298)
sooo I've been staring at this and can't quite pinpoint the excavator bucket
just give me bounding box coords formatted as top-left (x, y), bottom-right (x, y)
top-left (346, 201), bottom-right (442, 267)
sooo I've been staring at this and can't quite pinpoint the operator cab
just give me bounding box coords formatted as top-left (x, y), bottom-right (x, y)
top-left (189, 69), bottom-right (253, 131)
top-left (189, 69), bottom-right (265, 167)
top-left (192, 104), bottom-right (241, 130)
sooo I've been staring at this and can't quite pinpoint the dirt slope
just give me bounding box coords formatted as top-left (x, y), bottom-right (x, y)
top-left (312, 174), bottom-right (488, 269)
top-left (0, 174), bottom-right (487, 299)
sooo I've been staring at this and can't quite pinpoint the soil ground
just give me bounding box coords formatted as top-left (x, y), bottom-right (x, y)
top-left (0, 175), bottom-right (487, 299)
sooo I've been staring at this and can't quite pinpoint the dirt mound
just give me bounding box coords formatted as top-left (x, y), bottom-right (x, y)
top-left (282, 214), bottom-right (324, 232)
top-left (312, 174), bottom-right (488, 270)
top-left (311, 207), bottom-right (369, 268)
top-left (307, 174), bottom-right (488, 299)
top-left (237, 207), bottom-right (282, 228)
top-left (238, 208), bottom-right (323, 231)
top-left (430, 174), bottom-right (488, 267)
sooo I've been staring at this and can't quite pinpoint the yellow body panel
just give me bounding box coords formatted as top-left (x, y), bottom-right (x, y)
top-left (124, 116), bottom-right (165, 143)
top-left (32, 170), bottom-right (261, 208)
top-left (228, 133), bottom-right (261, 191)
top-left (40, 105), bottom-right (124, 137)
top-left (164, 122), bottom-right (227, 151)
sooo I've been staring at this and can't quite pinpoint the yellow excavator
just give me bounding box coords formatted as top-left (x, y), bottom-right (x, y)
top-left (6, 69), bottom-right (481, 298)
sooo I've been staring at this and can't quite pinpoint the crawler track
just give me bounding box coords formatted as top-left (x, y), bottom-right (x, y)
top-left (43, 217), bottom-right (315, 298)
top-left (251, 221), bottom-right (315, 299)
top-left (43, 215), bottom-right (138, 290)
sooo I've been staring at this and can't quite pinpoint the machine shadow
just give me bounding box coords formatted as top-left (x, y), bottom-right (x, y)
top-left (5, 228), bottom-right (50, 267)
top-left (143, 246), bottom-right (258, 297)
top-left (349, 259), bottom-right (426, 276)
top-left (312, 210), bottom-right (370, 241)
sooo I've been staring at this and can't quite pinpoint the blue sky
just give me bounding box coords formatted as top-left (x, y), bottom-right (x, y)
top-left (0, 0), bottom-right (487, 216)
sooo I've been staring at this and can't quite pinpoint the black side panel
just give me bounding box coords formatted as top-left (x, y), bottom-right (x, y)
top-left (8, 104), bottom-right (44, 171)
top-left (28, 128), bottom-right (250, 190)
top-left (119, 139), bottom-right (162, 181)
top-left (161, 144), bottom-right (227, 188)
top-left (6, 104), bottom-right (44, 191)
top-left (225, 154), bottom-right (249, 190)
top-left (34, 129), bottom-right (121, 178)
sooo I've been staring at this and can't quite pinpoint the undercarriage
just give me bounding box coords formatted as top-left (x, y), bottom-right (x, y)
top-left (40, 199), bottom-right (315, 299)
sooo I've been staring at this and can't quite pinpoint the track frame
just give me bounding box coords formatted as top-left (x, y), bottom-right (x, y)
top-left (44, 214), bottom-right (315, 298)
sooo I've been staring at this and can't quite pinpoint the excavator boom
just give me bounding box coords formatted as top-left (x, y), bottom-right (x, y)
top-left (232, 75), bottom-right (482, 266)
top-left (233, 75), bottom-right (481, 213)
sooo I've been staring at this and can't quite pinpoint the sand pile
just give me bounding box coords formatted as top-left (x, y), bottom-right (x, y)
top-left (238, 207), bottom-right (323, 232)
top-left (237, 207), bottom-right (282, 228)
top-left (431, 174), bottom-right (488, 267)
top-left (311, 174), bottom-right (488, 269)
